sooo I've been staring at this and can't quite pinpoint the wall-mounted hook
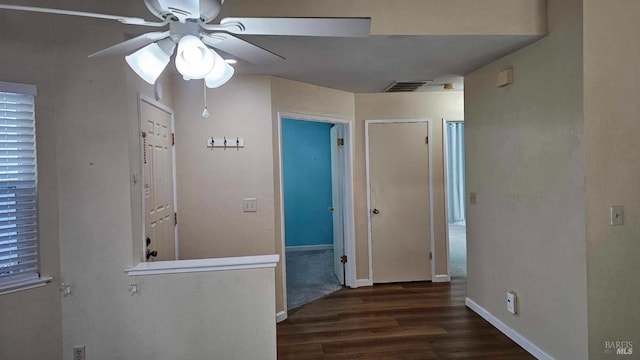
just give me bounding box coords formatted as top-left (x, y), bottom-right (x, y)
top-left (60, 282), bottom-right (72, 297)
top-left (129, 282), bottom-right (139, 296)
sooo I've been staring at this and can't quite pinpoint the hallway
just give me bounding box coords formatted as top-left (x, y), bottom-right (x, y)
top-left (277, 278), bottom-right (532, 359)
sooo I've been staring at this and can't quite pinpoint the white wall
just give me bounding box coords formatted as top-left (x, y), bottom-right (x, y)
top-left (173, 75), bottom-right (276, 260)
top-left (583, 1), bottom-right (640, 357)
top-left (464, 0), bottom-right (588, 358)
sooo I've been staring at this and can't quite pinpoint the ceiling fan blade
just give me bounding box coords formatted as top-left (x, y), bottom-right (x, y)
top-left (218, 17), bottom-right (371, 37)
top-left (201, 33), bottom-right (284, 65)
top-left (0, 4), bottom-right (168, 26)
top-left (89, 31), bottom-right (171, 58)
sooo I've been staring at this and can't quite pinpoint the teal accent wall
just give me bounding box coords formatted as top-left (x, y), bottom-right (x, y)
top-left (282, 119), bottom-right (334, 247)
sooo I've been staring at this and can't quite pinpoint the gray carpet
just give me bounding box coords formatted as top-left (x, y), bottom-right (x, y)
top-left (449, 225), bottom-right (467, 278)
top-left (285, 249), bottom-right (342, 310)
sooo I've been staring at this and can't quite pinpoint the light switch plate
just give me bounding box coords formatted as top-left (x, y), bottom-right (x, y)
top-left (610, 206), bottom-right (623, 226)
top-left (243, 198), bottom-right (257, 212)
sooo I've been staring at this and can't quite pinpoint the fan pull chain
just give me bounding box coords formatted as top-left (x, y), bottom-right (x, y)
top-left (202, 81), bottom-right (210, 119)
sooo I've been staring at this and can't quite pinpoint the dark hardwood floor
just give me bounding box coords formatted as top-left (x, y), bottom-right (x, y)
top-left (277, 277), bottom-right (533, 359)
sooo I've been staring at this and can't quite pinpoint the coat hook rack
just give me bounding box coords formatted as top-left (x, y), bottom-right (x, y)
top-left (207, 137), bottom-right (245, 149)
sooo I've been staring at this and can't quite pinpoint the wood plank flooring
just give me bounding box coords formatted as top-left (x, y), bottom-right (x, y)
top-left (277, 278), bottom-right (533, 359)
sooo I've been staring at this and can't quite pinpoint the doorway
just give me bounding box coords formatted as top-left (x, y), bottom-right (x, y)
top-left (443, 120), bottom-right (466, 278)
top-left (277, 113), bottom-right (355, 314)
top-left (139, 94), bottom-right (178, 262)
top-left (365, 119), bottom-right (434, 284)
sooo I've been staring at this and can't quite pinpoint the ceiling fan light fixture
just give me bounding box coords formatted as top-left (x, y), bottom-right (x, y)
top-left (125, 40), bottom-right (173, 85)
top-left (205, 53), bottom-right (235, 88)
top-left (175, 35), bottom-right (215, 79)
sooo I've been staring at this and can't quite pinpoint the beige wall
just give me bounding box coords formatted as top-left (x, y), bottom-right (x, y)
top-left (355, 92), bottom-right (464, 278)
top-left (583, 1), bottom-right (640, 357)
top-left (173, 76), bottom-right (276, 260)
top-left (464, 0), bottom-right (588, 358)
top-left (222, 0), bottom-right (547, 36)
top-left (270, 77), bottom-right (355, 313)
top-left (0, 6), bottom-right (63, 360)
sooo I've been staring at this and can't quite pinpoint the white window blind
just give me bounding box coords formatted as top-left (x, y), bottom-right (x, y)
top-left (0, 84), bottom-right (39, 290)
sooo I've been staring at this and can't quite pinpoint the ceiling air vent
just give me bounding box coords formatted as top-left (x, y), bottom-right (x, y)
top-left (384, 80), bottom-right (432, 93)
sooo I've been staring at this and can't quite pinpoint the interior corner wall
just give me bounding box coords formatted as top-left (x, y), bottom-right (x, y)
top-left (173, 75), bottom-right (275, 260)
top-left (354, 92), bottom-right (464, 280)
top-left (0, 10), bottom-right (62, 360)
top-left (464, 0), bottom-right (588, 358)
top-left (270, 77), bottom-right (355, 313)
top-left (583, 1), bottom-right (640, 357)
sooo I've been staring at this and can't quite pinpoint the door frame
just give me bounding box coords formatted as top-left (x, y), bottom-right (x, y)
top-left (276, 111), bottom-right (357, 317)
top-left (138, 93), bottom-right (179, 261)
top-left (365, 118), bottom-right (435, 283)
top-left (442, 118), bottom-right (465, 280)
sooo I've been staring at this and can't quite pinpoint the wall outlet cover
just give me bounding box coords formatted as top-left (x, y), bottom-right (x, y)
top-left (507, 291), bottom-right (517, 315)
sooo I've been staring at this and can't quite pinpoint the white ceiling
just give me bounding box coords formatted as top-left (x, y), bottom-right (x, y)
top-left (223, 34), bottom-right (542, 93)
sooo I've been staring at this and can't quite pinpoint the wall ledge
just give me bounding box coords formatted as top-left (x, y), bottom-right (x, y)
top-left (125, 255), bottom-right (280, 276)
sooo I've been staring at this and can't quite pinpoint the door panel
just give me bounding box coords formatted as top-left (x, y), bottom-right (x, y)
top-left (330, 125), bottom-right (345, 285)
top-left (141, 100), bottom-right (176, 261)
top-left (369, 122), bottom-right (431, 283)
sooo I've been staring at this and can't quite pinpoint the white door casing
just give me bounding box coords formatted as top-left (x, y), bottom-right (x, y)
top-left (366, 120), bottom-right (432, 283)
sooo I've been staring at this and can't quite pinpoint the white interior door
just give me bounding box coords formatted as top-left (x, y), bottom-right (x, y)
top-left (368, 122), bottom-right (431, 283)
top-left (141, 99), bottom-right (176, 262)
top-left (330, 125), bottom-right (345, 285)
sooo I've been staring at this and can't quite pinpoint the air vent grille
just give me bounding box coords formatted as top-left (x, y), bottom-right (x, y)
top-left (384, 81), bottom-right (432, 93)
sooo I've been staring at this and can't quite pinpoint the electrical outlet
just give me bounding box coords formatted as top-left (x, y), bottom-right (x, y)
top-left (73, 346), bottom-right (85, 360)
top-left (243, 198), bottom-right (257, 212)
top-left (507, 291), bottom-right (517, 315)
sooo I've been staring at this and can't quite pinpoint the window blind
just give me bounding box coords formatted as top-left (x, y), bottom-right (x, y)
top-left (0, 89), bottom-right (39, 287)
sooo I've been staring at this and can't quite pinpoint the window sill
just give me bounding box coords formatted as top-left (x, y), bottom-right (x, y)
top-left (125, 254), bottom-right (280, 276)
top-left (0, 276), bottom-right (53, 296)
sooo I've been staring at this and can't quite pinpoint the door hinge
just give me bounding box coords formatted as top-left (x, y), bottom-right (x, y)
top-left (429, 251), bottom-right (432, 260)
top-left (425, 136), bottom-right (429, 144)
top-left (340, 255), bottom-right (347, 264)
top-left (337, 138), bottom-right (344, 147)
top-left (172, 133), bottom-right (175, 146)
top-left (174, 212), bottom-right (177, 226)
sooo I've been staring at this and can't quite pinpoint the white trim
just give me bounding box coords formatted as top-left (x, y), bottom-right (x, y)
top-left (285, 244), bottom-right (333, 252)
top-left (138, 94), bottom-right (179, 261)
top-left (353, 279), bottom-right (373, 288)
top-left (442, 118), bottom-right (464, 280)
top-left (276, 311), bottom-right (288, 323)
top-left (0, 276), bottom-right (52, 296)
top-left (433, 274), bottom-right (451, 283)
top-left (365, 119), bottom-right (435, 284)
top-left (465, 297), bottom-right (554, 360)
top-left (0, 81), bottom-right (37, 96)
top-left (276, 111), bottom-right (357, 317)
top-left (125, 255), bottom-right (280, 276)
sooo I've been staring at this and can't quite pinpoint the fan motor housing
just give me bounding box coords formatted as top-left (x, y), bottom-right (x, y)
top-left (144, 0), bottom-right (223, 23)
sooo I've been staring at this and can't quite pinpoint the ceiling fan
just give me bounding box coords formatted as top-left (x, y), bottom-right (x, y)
top-left (0, 0), bottom-right (371, 88)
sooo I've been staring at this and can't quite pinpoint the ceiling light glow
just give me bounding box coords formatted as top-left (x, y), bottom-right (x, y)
top-left (205, 51), bottom-right (235, 88)
top-left (175, 35), bottom-right (215, 80)
top-left (125, 40), bottom-right (173, 85)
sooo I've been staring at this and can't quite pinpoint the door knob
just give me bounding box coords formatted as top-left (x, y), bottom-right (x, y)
top-left (372, 208), bottom-right (380, 215)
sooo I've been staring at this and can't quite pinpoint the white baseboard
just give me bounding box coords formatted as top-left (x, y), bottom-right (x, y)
top-left (433, 274), bottom-right (451, 283)
top-left (465, 298), bottom-right (554, 360)
top-left (353, 278), bottom-right (372, 288)
top-left (276, 311), bottom-right (287, 323)
top-left (285, 244), bottom-right (333, 252)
